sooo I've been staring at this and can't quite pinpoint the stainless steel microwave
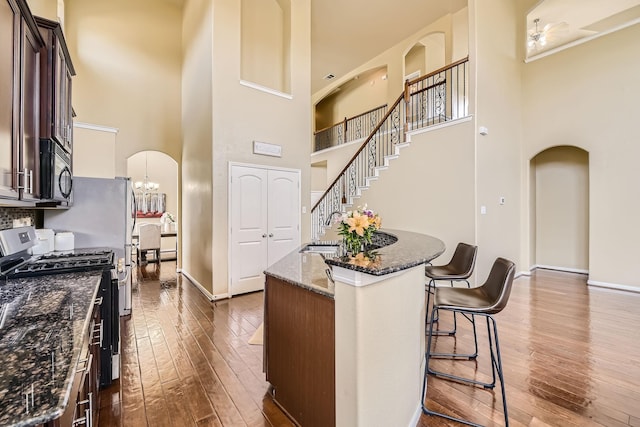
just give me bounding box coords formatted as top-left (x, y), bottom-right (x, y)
top-left (40, 139), bottom-right (72, 204)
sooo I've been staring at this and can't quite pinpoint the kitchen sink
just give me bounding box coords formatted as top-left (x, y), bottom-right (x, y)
top-left (299, 242), bottom-right (341, 255)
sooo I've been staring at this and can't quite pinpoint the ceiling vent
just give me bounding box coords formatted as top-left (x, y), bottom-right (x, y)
top-left (323, 73), bottom-right (336, 80)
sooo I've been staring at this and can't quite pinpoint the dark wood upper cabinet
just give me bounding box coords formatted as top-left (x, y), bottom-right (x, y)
top-left (35, 16), bottom-right (75, 155)
top-left (0, 0), bottom-right (43, 202)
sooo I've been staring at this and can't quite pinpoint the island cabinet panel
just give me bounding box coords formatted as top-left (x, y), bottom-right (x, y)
top-left (264, 275), bottom-right (335, 427)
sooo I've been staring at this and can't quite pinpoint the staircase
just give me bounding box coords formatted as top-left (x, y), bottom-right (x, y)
top-left (311, 57), bottom-right (469, 241)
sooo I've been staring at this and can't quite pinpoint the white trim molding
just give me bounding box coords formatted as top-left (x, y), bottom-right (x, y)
top-left (179, 270), bottom-right (217, 301)
top-left (587, 280), bottom-right (640, 294)
top-left (239, 80), bottom-right (293, 100)
top-left (531, 264), bottom-right (589, 275)
top-left (74, 121), bottom-right (119, 133)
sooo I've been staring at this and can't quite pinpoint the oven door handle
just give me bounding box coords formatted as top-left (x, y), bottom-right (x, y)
top-left (59, 166), bottom-right (73, 199)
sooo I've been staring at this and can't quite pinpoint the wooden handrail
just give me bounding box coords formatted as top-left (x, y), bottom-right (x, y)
top-left (406, 56), bottom-right (469, 87)
top-left (311, 94), bottom-right (404, 212)
top-left (411, 80), bottom-right (446, 96)
top-left (314, 104), bottom-right (387, 135)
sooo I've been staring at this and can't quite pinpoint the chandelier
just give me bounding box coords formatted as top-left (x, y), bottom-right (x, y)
top-left (528, 18), bottom-right (547, 50)
top-left (134, 153), bottom-right (159, 192)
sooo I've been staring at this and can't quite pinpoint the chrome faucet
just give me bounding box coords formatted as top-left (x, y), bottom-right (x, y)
top-left (325, 211), bottom-right (343, 226)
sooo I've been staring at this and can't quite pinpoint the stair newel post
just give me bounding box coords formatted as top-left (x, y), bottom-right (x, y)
top-left (404, 79), bottom-right (411, 134)
top-left (342, 117), bottom-right (348, 145)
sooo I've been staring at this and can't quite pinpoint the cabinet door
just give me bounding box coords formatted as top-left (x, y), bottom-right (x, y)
top-left (20, 16), bottom-right (41, 199)
top-left (0, 0), bottom-right (20, 199)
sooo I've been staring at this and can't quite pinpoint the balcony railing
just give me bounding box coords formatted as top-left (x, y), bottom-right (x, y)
top-left (314, 104), bottom-right (388, 152)
top-left (405, 56), bottom-right (469, 130)
top-left (311, 57), bottom-right (469, 240)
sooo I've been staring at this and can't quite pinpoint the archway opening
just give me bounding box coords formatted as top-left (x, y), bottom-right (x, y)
top-left (530, 145), bottom-right (589, 273)
top-left (127, 151), bottom-right (178, 263)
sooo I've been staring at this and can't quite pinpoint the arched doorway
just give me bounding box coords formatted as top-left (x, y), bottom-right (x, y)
top-left (127, 151), bottom-right (179, 263)
top-left (403, 32), bottom-right (445, 80)
top-left (530, 146), bottom-right (589, 273)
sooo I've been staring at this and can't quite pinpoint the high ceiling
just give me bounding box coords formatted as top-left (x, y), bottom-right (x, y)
top-left (526, 0), bottom-right (640, 58)
top-left (310, 0), bottom-right (467, 93)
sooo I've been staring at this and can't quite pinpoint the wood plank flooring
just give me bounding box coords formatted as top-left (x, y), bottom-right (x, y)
top-left (99, 262), bottom-right (640, 426)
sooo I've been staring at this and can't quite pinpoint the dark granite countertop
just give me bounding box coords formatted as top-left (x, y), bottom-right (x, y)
top-left (264, 229), bottom-right (445, 298)
top-left (0, 272), bottom-right (102, 426)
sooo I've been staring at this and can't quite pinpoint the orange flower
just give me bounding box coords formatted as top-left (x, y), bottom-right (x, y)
top-left (346, 212), bottom-right (370, 236)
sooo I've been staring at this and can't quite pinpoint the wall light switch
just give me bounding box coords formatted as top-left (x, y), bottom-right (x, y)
top-left (302, 206), bottom-right (307, 214)
top-left (499, 197), bottom-right (505, 205)
top-left (480, 206), bottom-right (487, 215)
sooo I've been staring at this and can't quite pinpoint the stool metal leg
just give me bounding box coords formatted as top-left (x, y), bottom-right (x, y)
top-left (422, 309), bottom-right (509, 426)
top-left (426, 279), bottom-right (474, 337)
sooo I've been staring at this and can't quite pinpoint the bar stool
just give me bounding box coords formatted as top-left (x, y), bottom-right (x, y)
top-left (425, 242), bottom-right (477, 335)
top-left (422, 257), bottom-right (515, 426)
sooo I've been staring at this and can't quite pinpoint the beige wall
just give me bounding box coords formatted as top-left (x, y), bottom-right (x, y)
top-left (532, 146), bottom-right (589, 271)
top-left (209, 0), bottom-right (311, 298)
top-left (347, 121), bottom-right (477, 279)
top-left (64, 0), bottom-right (182, 174)
top-left (314, 67), bottom-right (389, 131)
top-left (312, 9), bottom-right (468, 115)
top-left (471, 0), bottom-right (524, 279)
top-left (522, 22), bottom-right (640, 288)
top-left (72, 126), bottom-right (116, 178)
top-left (180, 0), bottom-right (311, 297)
top-left (182, 0), bottom-right (214, 293)
top-left (240, 0), bottom-right (289, 92)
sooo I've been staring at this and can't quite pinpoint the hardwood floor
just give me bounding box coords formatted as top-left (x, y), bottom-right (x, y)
top-left (99, 263), bottom-right (640, 426)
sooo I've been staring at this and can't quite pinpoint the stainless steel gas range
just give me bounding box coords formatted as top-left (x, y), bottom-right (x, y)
top-left (0, 226), bottom-right (120, 388)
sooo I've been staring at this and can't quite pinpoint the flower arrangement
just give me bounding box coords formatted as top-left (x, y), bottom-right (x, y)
top-left (335, 205), bottom-right (382, 255)
top-left (160, 212), bottom-right (175, 224)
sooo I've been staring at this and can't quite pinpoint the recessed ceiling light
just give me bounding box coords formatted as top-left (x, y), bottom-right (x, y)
top-left (323, 73), bottom-right (335, 80)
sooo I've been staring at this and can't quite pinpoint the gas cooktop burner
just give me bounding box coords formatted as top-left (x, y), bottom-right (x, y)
top-left (1, 249), bottom-right (115, 279)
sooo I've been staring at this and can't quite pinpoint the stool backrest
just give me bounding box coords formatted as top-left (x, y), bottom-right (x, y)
top-left (481, 257), bottom-right (516, 314)
top-left (449, 242), bottom-right (478, 279)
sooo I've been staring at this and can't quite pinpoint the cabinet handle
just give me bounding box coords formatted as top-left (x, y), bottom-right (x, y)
top-left (92, 320), bottom-right (103, 347)
top-left (94, 297), bottom-right (103, 306)
top-left (77, 352), bottom-right (93, 373)
top-left (16, 170), bottom-right (25, 190)
top-left (269, 233), bottom-right (274, 238)
top-left (75, 392), bottom-right (93, 427)
top-left (262, 234), bottom-right (267, 238)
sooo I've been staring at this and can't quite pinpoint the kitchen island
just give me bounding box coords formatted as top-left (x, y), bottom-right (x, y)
top-left (264, 229), bottom-right (445, 427)
top-left (0, 272), bottom-right (103, 426)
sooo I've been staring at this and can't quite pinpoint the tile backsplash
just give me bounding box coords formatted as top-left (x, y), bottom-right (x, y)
top-left (0, 208), bottom-right (37, 231)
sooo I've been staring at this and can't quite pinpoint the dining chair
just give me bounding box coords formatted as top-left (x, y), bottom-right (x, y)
top-left (137, 223), bottom-right (162, 265)
top-left (425, 242), bottom-right (478, 335)
top-left (422, 257), bottom-right (516, 426)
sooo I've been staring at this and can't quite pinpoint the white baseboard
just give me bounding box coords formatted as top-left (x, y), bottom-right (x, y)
top-left (179, 270), bottom-right (215, 301)
top-left (587, 280), bottom-right (640, 294)
top-left (408, 404), bottom-right (422, 427)
top-left (532, 264), bottom-right (589, 275)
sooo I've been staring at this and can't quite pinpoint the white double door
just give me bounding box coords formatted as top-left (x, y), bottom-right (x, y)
top-left (230, 164), bottom-right (300, 296)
